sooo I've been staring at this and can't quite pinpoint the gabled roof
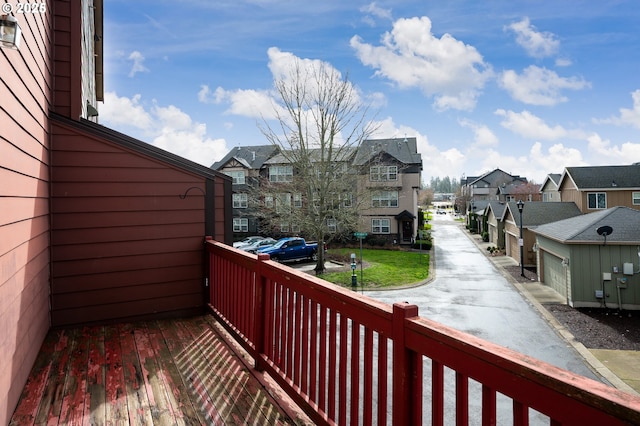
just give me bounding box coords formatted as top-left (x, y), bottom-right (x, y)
top-left (211, 145), bottom-right (279, 170)
top-left (486, 201), bottom-right (506, 219)
top-left (352, 137), bottom-right (422, 167)
top-left (466, 168), bottom-right (527, 187)
top-left (503, 201), bottom-right (582, 228)
top-left (540, 173), bottom-right (561, 192)
top-left (533, 206), bottom-right (640, 244)
top-left (265, 147), bottom-right (357, 165)
top-left (470, 200), bottom-right (489, 214)
top-left (559, 164), bottom-right (640, 191)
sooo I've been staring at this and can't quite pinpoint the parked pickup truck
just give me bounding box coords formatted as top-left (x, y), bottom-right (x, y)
top-left (257, 237), bottom-right (320, 262)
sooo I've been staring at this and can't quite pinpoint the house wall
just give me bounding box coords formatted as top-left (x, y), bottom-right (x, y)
top-left (50, 119), bottom-right (211, 326)
top-left (569, 244), bottom-right (640, 309)
top-left (579, 190), bottom-right (640, 212)
top-left (0, 7), bottom-right (53, 424)
top-left (504, 218), bottom-right (536, 266)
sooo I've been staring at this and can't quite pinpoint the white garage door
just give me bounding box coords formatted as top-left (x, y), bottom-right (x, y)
top-left (543, 251), bottom-right (566, 297)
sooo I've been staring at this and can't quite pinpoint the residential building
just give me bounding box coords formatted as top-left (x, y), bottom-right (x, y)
top-left (502, 202), bottom-right (582, 267)
top-left (212, 145), bottom-right (279, 235)
top-left (558, 164), bottom-right (640, 213)
top-left (533, 207), bottom-right (640, 309)
top-left (212, 137), bottom-right (423, 245)
top-left (352, 138), bottom-right (423, 244)
top-left (540, 173), bottom-right (562, 202)
top-left (460, 168), bottom-right (528, 202)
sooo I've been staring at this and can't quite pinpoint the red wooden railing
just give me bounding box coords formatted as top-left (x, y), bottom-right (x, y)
top-left (206, 239), bottom-right (640, 425)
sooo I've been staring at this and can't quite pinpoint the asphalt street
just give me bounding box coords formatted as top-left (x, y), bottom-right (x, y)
top-left (364, 213), bottom-right (602, 424)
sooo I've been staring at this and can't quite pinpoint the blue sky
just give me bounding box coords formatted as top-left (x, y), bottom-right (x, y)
top-left (101, 1), bottom-right (640, 184)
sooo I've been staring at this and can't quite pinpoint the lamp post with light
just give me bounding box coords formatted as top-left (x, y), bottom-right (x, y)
top-left (516, 200), bottom-right (525, 277)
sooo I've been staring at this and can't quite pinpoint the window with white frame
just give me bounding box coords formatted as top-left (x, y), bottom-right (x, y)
top-left (265, 194), bottom-right (274, 208)
top-left (326, 218), bottom-right (337, 233)
top-left (280, 221), bottom-right (289, 232)
top-left (224, 170), bottom-right (245, 185)
top-left (372, 190), bottom-right (398, 208)
top-left (291, 223), bottom-right (301, 233)
top-left (372, 218), bottom-right (390, 234)
top-left (232, 193), bottom-right (248, 208)
top-left (233, 218), bottom-right (248, 232)
top-left (293, 193), bottom-right (303, 208)
top-left (370, 165), bottom-right (397, 181)
top-left (587, 192), bottom-right (607, 209)
top-left (269, 165), bottom-right (293, 182)
top-left (633, 192), bottom-right (640, 205)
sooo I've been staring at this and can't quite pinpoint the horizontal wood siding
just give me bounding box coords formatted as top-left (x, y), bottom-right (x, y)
top-left (0, 2), bottom-right (53, 424)
top-left (52, 0), bottom-right (81, 118)
top-left (50, 120), bottom-right (209, 326)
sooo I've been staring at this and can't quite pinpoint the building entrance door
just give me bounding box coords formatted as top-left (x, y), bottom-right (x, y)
top-left (402, 221), bottom-right (412, 242)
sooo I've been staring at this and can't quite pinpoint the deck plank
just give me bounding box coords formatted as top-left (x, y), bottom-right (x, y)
top-left (104, 324), bottom-right (129, 424)
top-left (150, 320), bottom-right (203, 425)
top-left (119, 322), bottom-right (154, 425)
top-left (9, 329), bottom-right (61, 425)
top-left (86, 325), bottom-right (107, 426)
top-left (10, 315), bottom-right (299, 425)
top-left (58, 327), bottom-right (90, 424)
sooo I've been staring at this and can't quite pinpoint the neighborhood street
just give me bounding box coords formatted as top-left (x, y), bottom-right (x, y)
top-left (367, 213), bottom-right (599, 379)
top-left (362, 213), bottom-right (605, 423)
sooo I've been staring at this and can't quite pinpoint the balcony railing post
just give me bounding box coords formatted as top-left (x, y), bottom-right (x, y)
top-left (253, 253), bottom-right (270, 372)
top-left (392, 302), bottom-right (421, 425)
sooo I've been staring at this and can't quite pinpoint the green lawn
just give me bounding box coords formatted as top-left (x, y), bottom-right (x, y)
top-left (322, 248), bottom-right (430, 289)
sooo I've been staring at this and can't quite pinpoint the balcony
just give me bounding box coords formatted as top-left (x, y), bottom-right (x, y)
top-left (12, 240), bottom-right (640, 425)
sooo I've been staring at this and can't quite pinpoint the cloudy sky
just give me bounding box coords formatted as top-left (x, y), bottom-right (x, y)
top-left (102, 1), bottom-right (640, 184)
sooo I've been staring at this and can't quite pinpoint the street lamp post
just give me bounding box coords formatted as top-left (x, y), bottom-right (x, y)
top-left (516, 200), bottom-right (525, 277)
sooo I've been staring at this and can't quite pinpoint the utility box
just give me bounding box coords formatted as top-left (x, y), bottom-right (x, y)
top-left (595, 290), bottom-right (604, 299)
top-left (602, 272), bottom-right (612, 281)
top-left (623, 262), bottom-right (634, 275)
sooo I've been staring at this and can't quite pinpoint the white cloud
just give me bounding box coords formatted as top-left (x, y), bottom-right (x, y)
top-left (555, 58), bottom-right (572, 67)
top-left (495, 109), bottom-right (569, 140)
top-left (505, 17), bottom-right (559, 58)
top-left (101, 91), bottom-right (228, 166)
top-left (360, 2), bottom-right (392, 26)
top-left (596, 89), bottom-right (640, 129)
top-left (587, 133), bottom-right (640, 162)
top-left (458, 119), bottom-right (499, 147)
top-left (350, 16), bottom-right (493, 111)
top-left (500, 65), bottom-right (590, 106)
top-left (127, 51), bottom-right (149, 77)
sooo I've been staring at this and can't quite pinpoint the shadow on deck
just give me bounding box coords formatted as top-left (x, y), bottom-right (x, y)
top-left (10, 314), bottom-right (310, 425)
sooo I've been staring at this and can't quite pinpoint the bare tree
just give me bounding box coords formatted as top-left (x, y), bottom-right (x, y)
top-left (258, 58), bottom-right (377, 273)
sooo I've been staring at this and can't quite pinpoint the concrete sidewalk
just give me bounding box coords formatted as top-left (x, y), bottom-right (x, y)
top-left (466, 230), bottom-right (640, 396)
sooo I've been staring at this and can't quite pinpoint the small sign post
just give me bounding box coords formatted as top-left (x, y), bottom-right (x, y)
top-left (353, 232), bottom-right (368, 287)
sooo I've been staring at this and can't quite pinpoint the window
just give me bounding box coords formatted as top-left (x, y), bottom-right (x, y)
top-left (372, 190), bottom-right (399, 208)
top-left (327, 218), bottom-right (337, 233)
top-left (232, 193), bottom-right (248, 208)
top-left (372, 218), bottom-right (390, 234)
top-left (233, 218), bottom-right (248, 232)
top-left (341, 193), bottom-right (353, 208)
top-left (633, 192), bottom-right (640, 205)
top-left (269, 165), bottom-right (293, 182)
top-left (224, 170), bottom-right (245, 185)
top-left (265, 194), bottom-right (274, 208)
top-left (587, 192), bottom-right (607, 209)
top-left (280, 221), bottom-right (289, 232)
top-left (370, 165), bottom-right (397, 181)
top-left (276, 193), bottom-right (291, 213)
top-left (293, 193), bottom-right (302, 208)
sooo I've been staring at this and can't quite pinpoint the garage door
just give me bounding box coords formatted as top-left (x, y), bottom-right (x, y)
top-left (543, 251), bottom-right (566, 297)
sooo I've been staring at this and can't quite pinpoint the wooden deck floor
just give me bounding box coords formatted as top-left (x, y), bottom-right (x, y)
top-left (9, 315), bottom-right (300, 425)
